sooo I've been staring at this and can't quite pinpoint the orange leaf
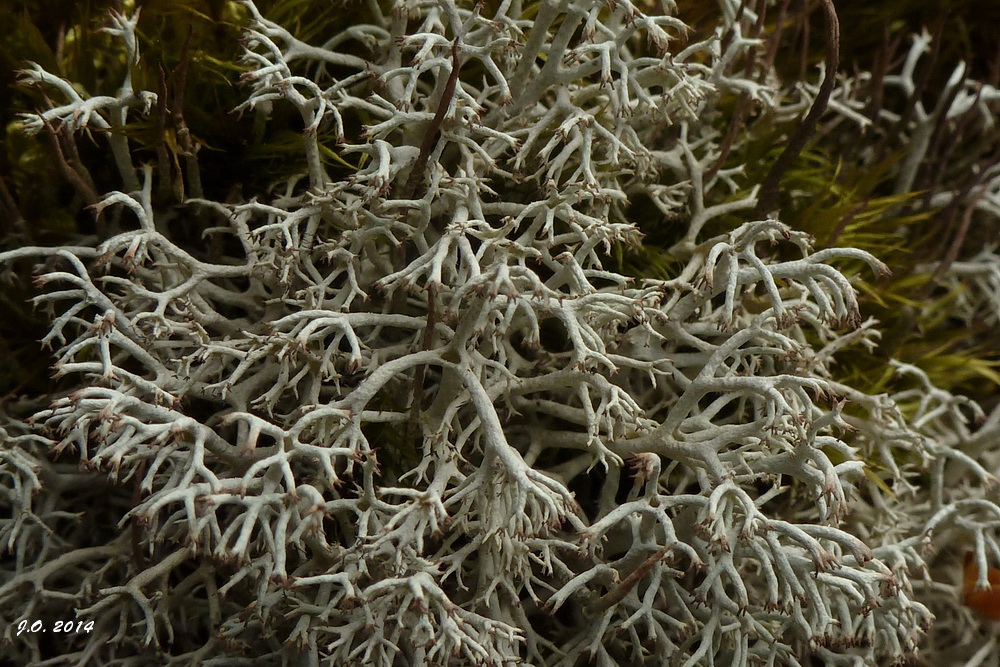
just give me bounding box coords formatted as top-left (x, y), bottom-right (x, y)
top-left (964, 552), bottom-right (1000, 619)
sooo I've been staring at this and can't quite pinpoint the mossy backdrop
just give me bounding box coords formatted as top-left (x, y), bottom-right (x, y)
top-left (1, 0), bottom-right (999, 512)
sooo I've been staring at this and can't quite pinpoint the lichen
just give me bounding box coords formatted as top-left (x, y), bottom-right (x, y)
top-left (3, 1), bottom-right (1000, 665)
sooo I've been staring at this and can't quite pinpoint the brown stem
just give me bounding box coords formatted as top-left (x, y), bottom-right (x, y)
top-left (918, 143), bottom-right (1000, 299)
top-left (399, 39), bottom-right (461, 201)
top-left (706, 0), bottom-right (766, 183)
top-left (156, 66), bottom-right (176, 203)
top-left (593, 546), bottom-right (673, 612)
top-left (171, 28), bottom-right (203, 200)
top-left (865, 26), bottom-right (902, 129)
top-left (753, 0), bottom-right (839, 218)
top-left (919, 69), bottom-right (971, 193)
top-left (797, 0), bottom-right (810, 84)
top-left (392, 40), bottom-right (462, 280)
top-left (717, 0), bottom-right (750, 64)
top-left (920, 94), bottom-right (981, 211)
top-left (872, 18), bottom-right (945, 167)
top-left (759, 0), bottom-right (792, 82)
top-left (922, 196), bottom-right (976, 295)
top-left (39, 112), bottom-right (100, 208)
top-left (396, 40), bottom-right (461, 450)
top-left (823, 198), bottom-right (868, 248)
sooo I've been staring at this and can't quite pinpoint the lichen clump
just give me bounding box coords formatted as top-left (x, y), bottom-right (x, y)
top-left (3, 1), bottom-right (1000, 665)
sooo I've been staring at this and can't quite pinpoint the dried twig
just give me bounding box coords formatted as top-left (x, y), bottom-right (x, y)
top-left (398, 40), bottom-right (461, 449)
top-left (753, 0), bottom-right (839, 218)
top-left (400, 39), bottom-right (461, 201)
top-left (593, 546), bottom-right (672, 612)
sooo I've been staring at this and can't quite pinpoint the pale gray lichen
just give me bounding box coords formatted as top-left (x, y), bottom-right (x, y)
top-left (3, 1), bottom-right (1000, 665)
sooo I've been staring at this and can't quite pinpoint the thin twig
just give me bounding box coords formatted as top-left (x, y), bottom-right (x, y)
top-left (400, 40), bottom-right (461, 450)
top-left (400, 39), bottom-right (461, 201)
top-left (759, 0), bottom-right (792, 81)
top-left (753, 0), bottom-right (839, 218)
top-left (924, 186), bottom-right (989, 296)
top-left (706, 0), bottom-right (766, 183)
top-left (155, 66), bottom-right (175, 203)
top-left (823, 198), bottom-right (868, 248)
top-left (172, 27), bottom-right (203, 200)
top-left (872, 19), bottom-right (945, 168)
top-left (593, 546), bottom-right (673, 612)
top-left (391, 39), bottom-right (462, 275)
top-left (797, 0), bottom-right (810, 83)
top-left (920, 86), bottom-right (981, 210)
top-left (38, 112), bottom-right (100, 208)
top-left (716, 0), bottom-right (750, 64)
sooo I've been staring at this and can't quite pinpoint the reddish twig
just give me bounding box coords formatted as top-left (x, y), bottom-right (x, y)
top-left (823, 198), bottom-right (869, 249)
top-left (38, 112), bottom-right (100, 208)
top-left (400, 40), bottom-right (461, 449)
top-left (872, 19), bottom-right (946, 168)
top-left (706, 0), bottom-right (767, 183)
top-left (594, 546), bottom-right (673, 612)
top-left (400, 39), bottom-right (461, 201)
top-left (753, 0), bottom-right (839, 218)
